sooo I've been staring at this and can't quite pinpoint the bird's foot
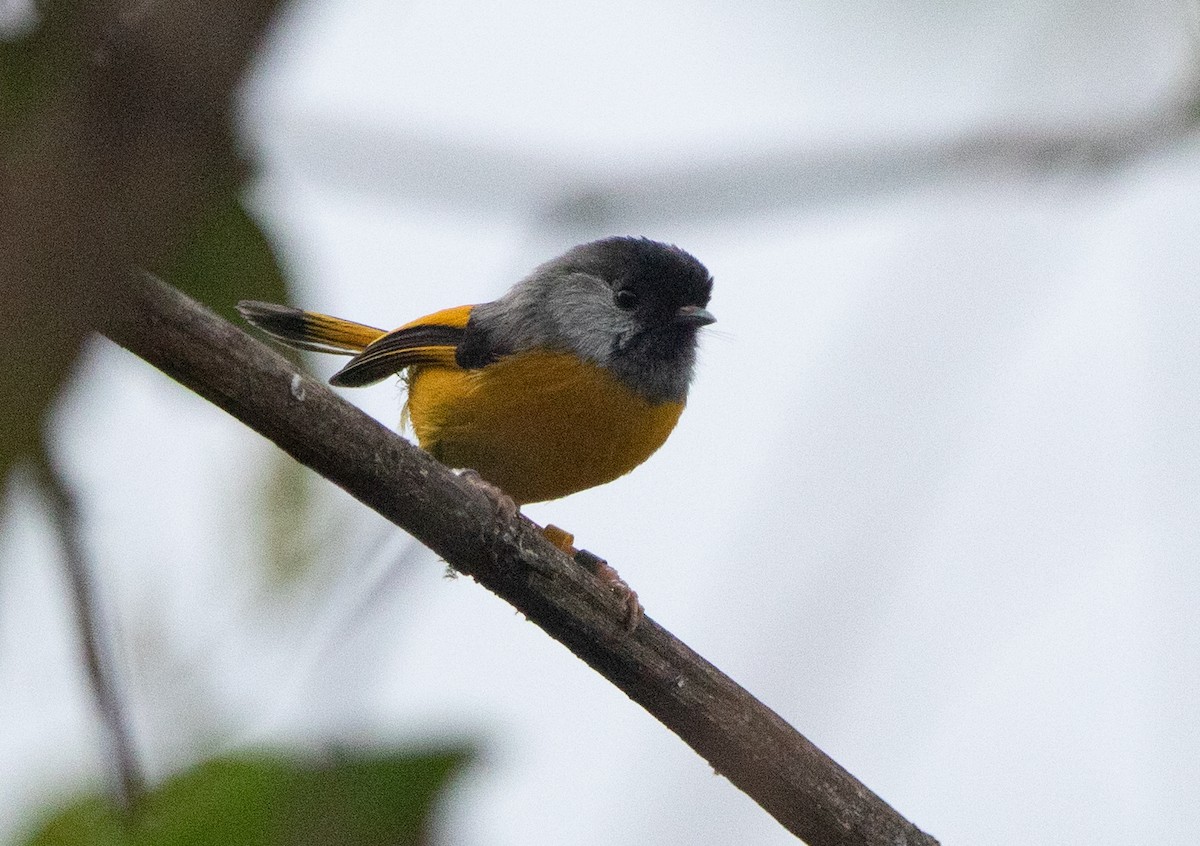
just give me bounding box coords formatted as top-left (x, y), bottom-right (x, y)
top-left (573, 548), bottom-right (643, 633)
top-left (541, 524), bottom-right (576, 554)
top-left (457, 469), bottom-right (518, 522)
top-left (457, 469), bottom-right (521, 572)
top-left (542, 524), bottom-right (642, 631)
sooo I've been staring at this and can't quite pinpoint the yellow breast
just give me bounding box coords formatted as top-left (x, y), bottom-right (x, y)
top-left (404, 349), bottom-right (685, 504)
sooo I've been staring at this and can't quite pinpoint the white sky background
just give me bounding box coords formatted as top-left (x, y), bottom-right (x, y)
top-left (3, 1), bottom-right (1200, 844)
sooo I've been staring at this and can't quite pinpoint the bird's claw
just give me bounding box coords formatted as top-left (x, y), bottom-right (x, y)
top-left (457, 468), bottom-right (518, 522)
top-left (574, 548), bottom-right (643, 632)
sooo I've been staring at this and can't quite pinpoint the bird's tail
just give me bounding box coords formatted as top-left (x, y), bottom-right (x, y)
top-left (237, 301), bottom-right (386, 356)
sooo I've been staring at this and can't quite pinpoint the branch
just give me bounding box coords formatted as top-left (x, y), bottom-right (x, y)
top-left (279, 80), bottom-right (1200, 229)
top-left (102, 271), bottom-right (940, 846)
top-left (36, 457), bottom-right (145, 810)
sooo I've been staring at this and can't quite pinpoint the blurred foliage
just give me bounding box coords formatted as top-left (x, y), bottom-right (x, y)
top-left (0, 6), bottom-right (293, 492)
top-left (4, 13), bottom-right (451, 846)
top-left (1, 3), bottom-right (293, 324)
top-left (23, 749), bottom-right (468, 846)
top-left (0, 0), bottom-right (83, 146)
top-left (0, 1), bottom-right (84, 487)
top-left (160, 189), bottom-right (293, 326)
top-left (1, 16), bottom-right (455, 843)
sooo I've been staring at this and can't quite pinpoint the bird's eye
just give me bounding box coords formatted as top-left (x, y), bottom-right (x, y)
top-left (613, 289), bottom-right (638, 310)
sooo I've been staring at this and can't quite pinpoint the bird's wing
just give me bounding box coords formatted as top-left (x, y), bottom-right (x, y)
top-left (330, 304), bottom-right (476, 387)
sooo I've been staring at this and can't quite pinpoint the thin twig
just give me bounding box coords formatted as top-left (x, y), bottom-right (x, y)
top-left (101, 270), bottom-right (940, 846)
top-left (35, 455), bottom-right (145, 811)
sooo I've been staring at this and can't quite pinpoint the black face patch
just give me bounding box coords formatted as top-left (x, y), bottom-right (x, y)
top-left (567, 237), bottom-right (713, 328)
top-left (572, 238), bottom-right (712, 402)
top-left (464, 237), bottom-right (714, 403)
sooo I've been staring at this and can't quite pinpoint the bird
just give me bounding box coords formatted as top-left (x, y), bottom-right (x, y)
top-left (238, 236), bottom-right (714, 624)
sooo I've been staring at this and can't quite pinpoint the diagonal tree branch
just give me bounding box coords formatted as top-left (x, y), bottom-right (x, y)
top-left (101, 271), bottom-right (940, 846)
top-left (6, 1), bottom-right (938, 842)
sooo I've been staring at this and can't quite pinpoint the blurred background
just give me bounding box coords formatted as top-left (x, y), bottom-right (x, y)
top-left (3, 0), bottom-right (1200, 843)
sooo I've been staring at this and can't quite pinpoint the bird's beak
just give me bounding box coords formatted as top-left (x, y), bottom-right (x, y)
top-left (673, 305), bottom-right (717, 327)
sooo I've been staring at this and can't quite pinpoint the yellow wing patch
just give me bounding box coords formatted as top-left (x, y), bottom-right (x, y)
top-left (397, 304), bottom-right (474, 331)
top-left (329, 305), bottom-right (475, 387)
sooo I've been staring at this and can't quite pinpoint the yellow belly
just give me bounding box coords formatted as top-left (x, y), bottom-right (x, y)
top-left (405, 350), bottom-right (685, 504)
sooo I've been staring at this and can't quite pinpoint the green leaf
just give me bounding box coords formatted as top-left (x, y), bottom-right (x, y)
top-left (160, 191), bottom-right (293, 326)
top-left (21, 796), bottom-right (128, 846)
top-left (23, 749), bottom-right (470, 846)
top-left (281, 751), bottom-right (466, 846)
